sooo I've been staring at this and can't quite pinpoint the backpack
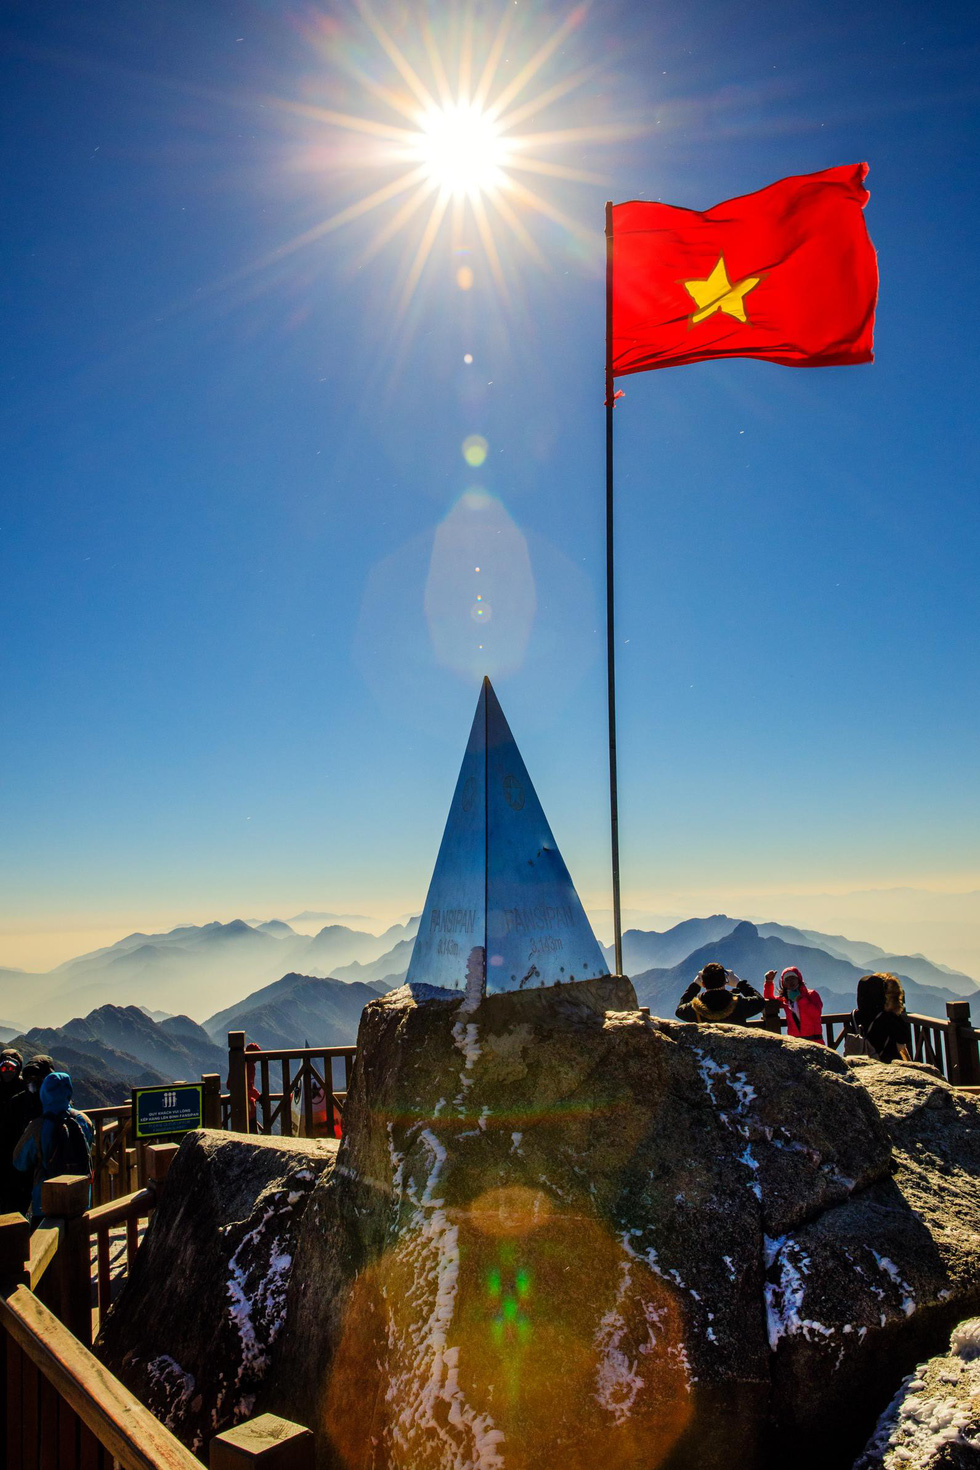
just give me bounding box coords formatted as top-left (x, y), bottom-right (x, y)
top-left (44, 1113), bottom-right (92, 1179)
top-left (843, 1010), bottom-right (881, 1060)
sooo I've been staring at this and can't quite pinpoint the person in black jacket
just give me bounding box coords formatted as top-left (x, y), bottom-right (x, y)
top-left (675, 962), bottom-right (765, 1025)
top-left (0, 1049), bottom-right (27, 1213)
top-left (847, 973), bottom-right (912, 1062)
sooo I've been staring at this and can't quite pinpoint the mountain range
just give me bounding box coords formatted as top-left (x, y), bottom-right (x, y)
top-left (1, 912), bottom-right (976, 1110)
top-left (0, 916), bottom-right (420, 1029)
top-left (629, 920), bottom-right (977, 1020)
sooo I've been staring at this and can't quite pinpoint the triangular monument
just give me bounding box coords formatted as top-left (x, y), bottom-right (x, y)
top-left (406, 678), bottom-right (610, 1006)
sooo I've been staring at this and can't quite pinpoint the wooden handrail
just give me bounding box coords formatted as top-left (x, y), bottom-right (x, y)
top-left (235, 1044), bottom-right (357, 1063)
top-left (26, 1225), bottom-right (61, 1292)
top-left (1, 1284), bottom-right (201, 1470)
top-left (83, 1188), bottom-right (156, 1233)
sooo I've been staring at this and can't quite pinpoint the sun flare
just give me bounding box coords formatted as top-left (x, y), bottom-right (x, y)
top-left (264, 4), bottom-right (639, 315)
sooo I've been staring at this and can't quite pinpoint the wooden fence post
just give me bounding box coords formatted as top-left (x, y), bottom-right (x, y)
top-left (211, 1412), bottom-right (314, 1468)
top-left (144, 1143), bottom-right (180, 1190)
top-left (228, 1032), bottom-right (249, 1133)
top-left (41, 1175), bottom-right (94, 1348)
top-left (0, 1213), bottom-right (31, 1286)
top-left (945, 1001), bottom-right (980, 1087)
top-left (762, 998), bottom-right (783, 1035)
top-left (202, 1072), bottom-right (222, 1128)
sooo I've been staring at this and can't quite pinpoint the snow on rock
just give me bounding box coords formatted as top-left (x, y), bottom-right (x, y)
top-left (855, 1318), bottom-right (980, 1469)
top-left (381, 1123), bottom-right (505, 1470)
top-left (144, 1355), bottom-right (198, 1443)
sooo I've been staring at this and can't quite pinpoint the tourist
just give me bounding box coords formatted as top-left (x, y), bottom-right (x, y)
top-left (22, 1054), bottom-right (55, 1102)
top-left (846, 973), bottom-right (912, 1063)
top-left (1, 1052), bottom-right (53, 1216)
top-left (763, 966), bottom-right (825, 1043)
top-left (0, 1048), bottom-right (27, 1213)
top-left (13, 1071), bottom-right (94, 1222)
top-left (675, 963), bottom-right (765, 1024)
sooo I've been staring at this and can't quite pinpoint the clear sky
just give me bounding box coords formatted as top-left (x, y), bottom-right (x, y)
top-left (2, 0), bottom-right (978, 976)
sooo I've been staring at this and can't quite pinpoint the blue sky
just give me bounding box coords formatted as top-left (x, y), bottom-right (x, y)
top-left (2, 0), bottom-right (978, 974)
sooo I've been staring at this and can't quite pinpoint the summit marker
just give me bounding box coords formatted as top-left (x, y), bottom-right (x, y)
top-left (405, 678), bottom-right (609, 1007)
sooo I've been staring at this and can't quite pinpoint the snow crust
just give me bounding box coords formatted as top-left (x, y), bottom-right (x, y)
top-left (860, 1353), bottom-right (980, 1468)
top-left (764, 1236), bottom-right (833, 1349)
top-left (383, 1124), bottom-right (505, 1469)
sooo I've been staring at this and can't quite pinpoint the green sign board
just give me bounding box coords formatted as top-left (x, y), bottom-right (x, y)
top-left (132, 1083), bottom-right (203, 1140)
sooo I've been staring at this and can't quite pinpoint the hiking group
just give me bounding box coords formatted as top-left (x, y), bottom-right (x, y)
top-left (0, 1050), bottom-right (93, 1224)
top-left (674, 963), bottom-right (913, 1062)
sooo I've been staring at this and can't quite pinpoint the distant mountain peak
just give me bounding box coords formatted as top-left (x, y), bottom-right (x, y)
top-left (731, 921), bottom-right (759, 939)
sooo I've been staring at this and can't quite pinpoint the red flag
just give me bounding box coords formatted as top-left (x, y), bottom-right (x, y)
top-left (611, 164), bottom-right (878, 375)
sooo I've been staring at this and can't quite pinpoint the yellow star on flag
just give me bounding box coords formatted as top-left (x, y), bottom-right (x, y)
top-left (684, 256), bottom-right (760, 326)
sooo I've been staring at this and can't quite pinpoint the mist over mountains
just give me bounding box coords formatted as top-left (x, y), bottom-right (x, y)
top-left (0, 915), bottom-right (421, 1029)
top-left (1, 911), bottom-right (976, 1110)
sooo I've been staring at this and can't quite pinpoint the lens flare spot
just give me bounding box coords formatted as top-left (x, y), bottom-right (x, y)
top-left (463, 352), bottom-right (473, 363)
top-left (462, 434), bottom-right (488, 467)
top-left (467, 1185), bottom-right (553, 1238)
top-left (424, 491), bottom-right (535, 682)
top-left (457, 267), bottom-right (474, 291)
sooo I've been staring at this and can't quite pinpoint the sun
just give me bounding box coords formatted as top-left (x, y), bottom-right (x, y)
top-left (412, 102), bottom-right (509, 199)
top-left (261, 4), bottom-right (639, 313)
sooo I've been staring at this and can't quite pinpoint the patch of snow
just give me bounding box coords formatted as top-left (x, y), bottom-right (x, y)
top-left (381, 1118), bottom-right (505, 1469)
top-left (952, 1319), bottom-right (980, 1361)
top-left (222, 1175), bottom-right (311, 1421)
top-left (594, 1258), bottom-right (647, 1424)
top-left (729, 1072), bottom-right (756, 1110)
top-left (765, 1238), bottom-right (834, 1350)
top-left (860, 1371), bottom-right (977, 1467)
top-left (419, 1129), bottom-right (447, 1206)
top-left (510, 1131), bottom-right (523, 1153)
top-left (871, 1252), bottom-right (916, 1317)
top-left (145, 1355), bottom-right (195, 1431)
top-left (451, 1020), bottom-right (482, 1105)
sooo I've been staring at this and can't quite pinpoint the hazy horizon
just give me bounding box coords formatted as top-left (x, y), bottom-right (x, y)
top-left (4, 882), bottom-right (978, 981)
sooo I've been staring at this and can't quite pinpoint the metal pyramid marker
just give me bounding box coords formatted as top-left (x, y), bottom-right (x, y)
top-left (406, 678), bottom-right (609, 1005)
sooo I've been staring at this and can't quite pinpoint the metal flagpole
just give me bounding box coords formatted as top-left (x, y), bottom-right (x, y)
top-left (605, 200), bottom-right (624, 978)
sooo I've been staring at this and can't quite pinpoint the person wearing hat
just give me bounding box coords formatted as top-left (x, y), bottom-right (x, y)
top-left (763, 967), bottom-right (825, 1044)
top-left (675, 963), bottom-right (765, 1025)
top-left (13, 1071), bottom-right (94, 1223)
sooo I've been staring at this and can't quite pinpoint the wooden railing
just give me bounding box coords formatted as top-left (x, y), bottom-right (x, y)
top-left (753, 998), bottom-right (980, 1085)
top-left (1, 1282), bottom-right (203, 1470)
top-left (226, 1033), bottom-right (356, 1138)
top-left (1, 1167), bottom-right (314, 1469)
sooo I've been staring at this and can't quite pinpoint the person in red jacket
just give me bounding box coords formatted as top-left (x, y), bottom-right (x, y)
top-left (764, 966), bottom-right (824, 1043)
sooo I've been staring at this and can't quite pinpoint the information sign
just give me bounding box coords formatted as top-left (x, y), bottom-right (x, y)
top-left (132, 1083), bottom-right (203, 1140)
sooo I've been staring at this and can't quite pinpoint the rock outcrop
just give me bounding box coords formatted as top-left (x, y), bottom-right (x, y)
top-left (855, 1318), bottom-right (980, 1468)
top-left (100, 981), bottom-right (980, 1470)
top-left (97, 1131), bottom-right (336, 1453)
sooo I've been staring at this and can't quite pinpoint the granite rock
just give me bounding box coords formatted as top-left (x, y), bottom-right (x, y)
top-left (271, 979), bottom-right (951, 1470)
top-left (97, 1129), bottom-right (336, 1452)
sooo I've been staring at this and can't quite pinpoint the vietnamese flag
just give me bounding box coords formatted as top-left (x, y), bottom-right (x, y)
top-left (611, 164), bottom-right (878, 375)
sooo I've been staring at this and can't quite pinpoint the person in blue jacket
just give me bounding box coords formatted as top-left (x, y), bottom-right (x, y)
top-left (13, 1071), bottom-right (94, 1223)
